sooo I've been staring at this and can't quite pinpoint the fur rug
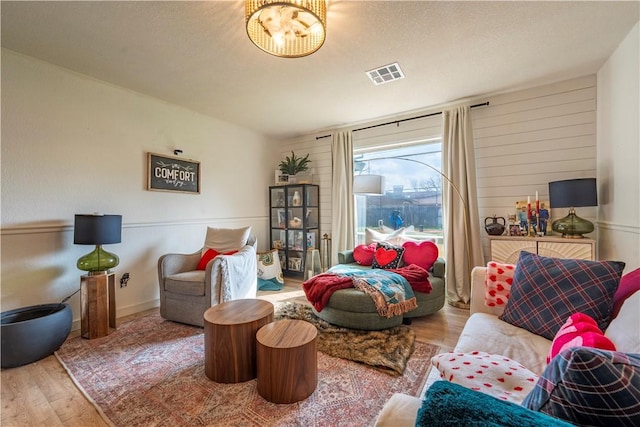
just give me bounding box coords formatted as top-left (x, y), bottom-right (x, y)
top-left (275, 301), bottom-right (416, 376)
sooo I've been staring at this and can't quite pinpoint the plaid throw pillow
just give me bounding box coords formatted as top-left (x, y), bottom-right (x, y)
top-left (499, 251), bottom-right (624, 340)
top-left (523, 348), bottom-right (640, 426)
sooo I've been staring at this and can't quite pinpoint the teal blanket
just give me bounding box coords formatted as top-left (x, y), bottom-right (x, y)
top-left (327, 265), bottom-right (417, 318)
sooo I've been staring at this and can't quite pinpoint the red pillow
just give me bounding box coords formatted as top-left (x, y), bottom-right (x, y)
top-left (612, 267), bottom-right (640, 319)
top-left (371, 242), bottom-right (405, 269)
top-left (197, 248), bottom-right (237, 270)
top-left (353, 243), bottom-right (376, 266)
top-left (546, 313), bottom-right (616, 363)
top-left (402, 240), bottom-right (439, 270)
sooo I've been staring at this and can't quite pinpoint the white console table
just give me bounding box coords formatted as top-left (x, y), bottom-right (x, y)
top-left (489, 236), bottom-right (595, 264)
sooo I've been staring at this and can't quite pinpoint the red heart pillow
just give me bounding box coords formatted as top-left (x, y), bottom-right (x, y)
top-left (402, 240), bottom-right (439, 270)
top-left (546, 313), bottom-right (616, 363)
top-left (353, 243), bottom-right (376, 266)
top-left (371, 242), bottom-right (405, 269)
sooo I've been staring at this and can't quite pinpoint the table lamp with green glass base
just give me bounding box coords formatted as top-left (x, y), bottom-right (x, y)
top-left (74, 214), bottom-right (122, 274)
top-left (548, 178), bottom-right (597, 239)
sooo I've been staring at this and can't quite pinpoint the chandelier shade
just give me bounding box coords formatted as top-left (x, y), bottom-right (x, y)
top-left (245, 0), bottom-right (326, 58)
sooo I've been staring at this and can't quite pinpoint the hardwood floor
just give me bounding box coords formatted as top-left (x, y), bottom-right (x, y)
top-left (1, 279), bottom-right (469, 426)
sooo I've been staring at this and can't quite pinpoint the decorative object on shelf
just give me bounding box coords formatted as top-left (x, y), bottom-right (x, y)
top-left (515, 198), bottom-right (550, 237)
top-left (245, 0), bottom-right (327, 58)
top-left (147, 152), bottom-right (200, 194)
top-left (289, 217), bottom-right (303, 228)
top-left (549, 178), bottom-right (597, 238)
top-left (278, 151), bottom-right (311, 176)
top-left (275, 170), bottom-right (289, 186)
top-left (484, 215), bottom-right (506, 236)
top-left (292, 190), bottom-right (301, 206)
top-left (321, 233), bottom-right (331, 272)
top-left (74, 214), bottom-right (122, 273)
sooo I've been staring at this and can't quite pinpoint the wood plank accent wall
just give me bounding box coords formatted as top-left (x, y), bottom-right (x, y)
top-left (472, 75), bottom-right (597, 260)
top-left (280, 75), bottom-right (598, 264)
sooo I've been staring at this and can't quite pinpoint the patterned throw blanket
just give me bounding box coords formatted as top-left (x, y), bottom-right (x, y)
top-left (305, 265), bottom-right (418, 318)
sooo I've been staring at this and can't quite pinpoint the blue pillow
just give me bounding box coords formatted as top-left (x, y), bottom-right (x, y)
top-left (499, 251), bottom-right (624, 340)
top-left (523, 348), bottom-right (640, 426)
top-left (416, 381), bottom-right (572, 427)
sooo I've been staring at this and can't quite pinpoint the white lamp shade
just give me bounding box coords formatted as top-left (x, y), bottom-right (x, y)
top-left (353, 175), bottom-right (385, 195)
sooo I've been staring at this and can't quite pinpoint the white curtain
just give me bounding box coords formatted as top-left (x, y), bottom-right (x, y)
top-left (330, 131), bottom-right (355, 266)
top-left (442, 106), bottom-right (485, 308)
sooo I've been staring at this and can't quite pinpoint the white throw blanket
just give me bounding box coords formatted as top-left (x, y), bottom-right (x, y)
top-left (217, 245), bottom-right (257, 302)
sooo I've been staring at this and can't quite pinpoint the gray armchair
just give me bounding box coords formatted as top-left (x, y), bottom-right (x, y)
top-left (158, 235), bottom-right (257, 327)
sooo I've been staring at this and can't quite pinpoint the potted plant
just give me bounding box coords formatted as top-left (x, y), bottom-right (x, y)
top-left (279, 151), bottom-right (311, 183)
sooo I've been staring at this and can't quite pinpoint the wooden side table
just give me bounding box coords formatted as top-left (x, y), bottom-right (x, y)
top-left (80, 272), bottom-right (116, 339)
top-left (256, 319), bottom-right (317, 404)
top-left (203, 299), bottom-right (274, 383)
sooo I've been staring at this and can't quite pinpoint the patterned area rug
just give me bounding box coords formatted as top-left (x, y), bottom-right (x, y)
top-left (275, 301), bottom-right (416, 375)
top-left (56, 312), bottom-right (439, 427)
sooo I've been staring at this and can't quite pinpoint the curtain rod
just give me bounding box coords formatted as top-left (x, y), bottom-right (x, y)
top-left (315, 101), bottom-right (489, 140)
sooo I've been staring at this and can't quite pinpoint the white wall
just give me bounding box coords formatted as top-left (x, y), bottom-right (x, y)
top-left (472, 76), bottom-right (598, 259)
top-left (596, 22), bottom-right (640, 271)
top-left (1, 49), bottom-right (279, 327)
top-left (283, 76), bottom-right (603, 265)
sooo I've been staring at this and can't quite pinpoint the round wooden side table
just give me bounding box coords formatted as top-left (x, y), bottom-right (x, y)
top-left (203, 299), bottom-right (274, 383)
top-left (256, 319), bottom-right (318, 404)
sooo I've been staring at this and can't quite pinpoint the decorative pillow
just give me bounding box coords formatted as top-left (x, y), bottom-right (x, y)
top-left (364, 227), bottom-right (405, 246)
top-left (196, 248), bottom-right (237, 270)
top-left (257, 249), bottom-right (284, 288)
top-left (605, 290), bottom-right (640, 353)
top-left (523, 348), bottom-right (640, 426)
top-left (499, 252), bottom-right (624, 340)
top-left (431, 351), bottom-right (538, 403)
top-left (546, 313), bottom-right (616, 363)
top-left (353, 243), bottom-right (376, 266)
top-left (371, 242), bottom-right (405, 269)
top-left (402, 241), bottom-right (438, 271)
top-left (612, 267), bottom-right (640, 319)
top-left (416, 380), bottom-right (574, 427)
top-left (484, 261), bottom-right (515, 307)
top-left (202, 226), bottom-right (251, 255)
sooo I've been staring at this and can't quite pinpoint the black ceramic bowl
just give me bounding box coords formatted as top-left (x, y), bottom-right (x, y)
top-left (1, 303), bottom-right (72, 369)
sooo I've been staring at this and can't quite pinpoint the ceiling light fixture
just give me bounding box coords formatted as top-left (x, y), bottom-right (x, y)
top-left (245, 0), bottom-right (326, 58)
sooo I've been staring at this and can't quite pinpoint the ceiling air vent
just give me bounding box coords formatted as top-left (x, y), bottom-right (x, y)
top-left (366, 62), bottom-right (405, 85)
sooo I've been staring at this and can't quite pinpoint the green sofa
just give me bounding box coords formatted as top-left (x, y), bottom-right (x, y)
top-left (309, 250), bottom-right (446, 330)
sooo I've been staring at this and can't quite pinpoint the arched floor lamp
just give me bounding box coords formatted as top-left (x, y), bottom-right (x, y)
top-left (353, 156), bottom-right (473, 308)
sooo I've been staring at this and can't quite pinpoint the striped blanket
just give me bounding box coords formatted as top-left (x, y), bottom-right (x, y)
top-left (314, 265), bottom-right (418, 318)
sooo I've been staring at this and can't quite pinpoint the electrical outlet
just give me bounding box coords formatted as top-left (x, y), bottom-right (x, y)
top-left (120, 273), bottom-right (130, 288)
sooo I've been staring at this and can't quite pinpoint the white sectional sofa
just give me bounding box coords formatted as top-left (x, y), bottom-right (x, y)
top-left (375, 265), bottom-right (640, 426)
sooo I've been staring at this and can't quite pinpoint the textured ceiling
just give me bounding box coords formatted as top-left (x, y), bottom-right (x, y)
top-left (2, 1), bottom-right (638, 139)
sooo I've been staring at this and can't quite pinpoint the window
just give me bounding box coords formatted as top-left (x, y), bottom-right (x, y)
top-left (353, 141), bottom-right (444, 252)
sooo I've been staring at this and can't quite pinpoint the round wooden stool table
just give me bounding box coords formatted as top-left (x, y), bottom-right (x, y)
top-left (203, 299), bottom-right (274, 383)
top-left (256, 319), bottom-right (318, 404)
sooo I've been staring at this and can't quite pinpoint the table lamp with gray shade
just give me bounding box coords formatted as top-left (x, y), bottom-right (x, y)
top-left (548, 178), bottom-right (597, 238)
top-left (74, 214), bottom-right (122, 274)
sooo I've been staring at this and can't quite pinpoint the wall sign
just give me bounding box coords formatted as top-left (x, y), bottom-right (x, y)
top-left (147, 152), bottom-right (200, 194)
